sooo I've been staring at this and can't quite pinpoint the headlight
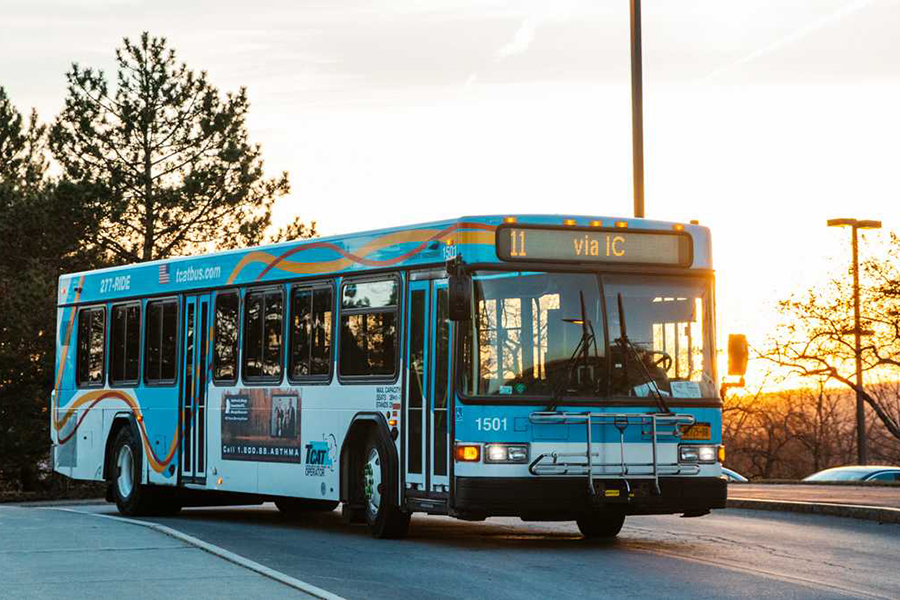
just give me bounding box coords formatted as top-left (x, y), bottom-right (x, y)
top-left (679, 444), bottom-right (718, 464)
top-left (484, 443), bottom-right (529, 464)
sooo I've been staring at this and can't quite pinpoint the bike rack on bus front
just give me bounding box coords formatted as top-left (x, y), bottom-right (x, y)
top-left (527, 412), bottom-right (699, 497)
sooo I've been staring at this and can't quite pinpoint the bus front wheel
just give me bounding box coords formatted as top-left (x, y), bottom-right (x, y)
top-left (110, 426), bottom-right (156, 516)
top-left (362, 432), bottom-right (410, 539)
top-left (576, 510), bottom-right (626, 539)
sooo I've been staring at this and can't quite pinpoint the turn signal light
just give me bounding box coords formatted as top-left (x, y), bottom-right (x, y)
top-left (455, 444), bottom-right (480, 462)
top-left (718, 445), bottom-right (726, 463)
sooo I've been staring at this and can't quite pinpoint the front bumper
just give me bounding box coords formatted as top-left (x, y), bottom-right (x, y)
top-left (453, 476), bottom-right (727, 520)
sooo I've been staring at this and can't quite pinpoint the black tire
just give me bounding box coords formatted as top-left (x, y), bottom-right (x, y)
top-left (275, 498), bottom-right (339, 514)
top-left (110, 425), bottom-right (156, 516)
top-left (577, 510), bottom-right (626, 539)
top-left (362, 432), bottom-right (410, 539)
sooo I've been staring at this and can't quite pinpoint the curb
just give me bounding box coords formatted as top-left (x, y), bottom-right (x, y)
top-left (50, 508), bottom-right (346, 600)
top-left (728, 498), bottom-right (900, 525)
top-left (10, 498), bottom-right (106, 507)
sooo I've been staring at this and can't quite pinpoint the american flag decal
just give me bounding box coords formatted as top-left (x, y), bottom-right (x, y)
top-left (158, 264), bottom-right (171, 284)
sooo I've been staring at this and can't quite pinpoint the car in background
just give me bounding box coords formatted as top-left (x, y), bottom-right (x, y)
top-left (722, 467), bottom-right (749, 482)
top-left (802, 465), bottom-right (900, 482)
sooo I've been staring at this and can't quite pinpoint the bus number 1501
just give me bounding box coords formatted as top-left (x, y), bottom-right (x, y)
top-left (476, 417), bottom-right (508, 432)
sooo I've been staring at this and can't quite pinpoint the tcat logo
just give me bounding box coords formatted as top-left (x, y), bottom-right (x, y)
top-left (305, 434), bottom-right (336, 476)
top-left (305, 442), bottom-right (332, 467)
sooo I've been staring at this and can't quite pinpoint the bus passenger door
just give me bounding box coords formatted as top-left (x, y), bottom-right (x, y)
top-left (404, 280), bottom-right (429, 494)
top-left (180, 293), bottom-right (211, 484)
top-left (429, 280), bottom-right (451, 495)
top-left (404, 277), bottom-right (452, 500)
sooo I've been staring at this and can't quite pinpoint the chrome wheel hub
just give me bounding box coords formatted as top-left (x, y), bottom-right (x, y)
top-left (364, 447), bottom-right (381, 517)
top-left (117, 444), bottom-right (134, 500)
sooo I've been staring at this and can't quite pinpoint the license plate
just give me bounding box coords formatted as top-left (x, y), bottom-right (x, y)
top-left (680, 423), bottom-right (711, 440)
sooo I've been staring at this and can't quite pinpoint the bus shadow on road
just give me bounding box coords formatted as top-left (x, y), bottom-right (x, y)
top-left (138, 504), bottom-right (693, 555)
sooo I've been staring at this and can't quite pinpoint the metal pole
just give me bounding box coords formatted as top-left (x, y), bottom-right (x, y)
top-left (851, 225), bottom-right (867, 465)
top-left (630, 0), bottom-right (645, 218)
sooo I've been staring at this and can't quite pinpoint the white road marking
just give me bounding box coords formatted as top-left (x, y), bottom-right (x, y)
top-left (47, 508), bottom-right (347, 600)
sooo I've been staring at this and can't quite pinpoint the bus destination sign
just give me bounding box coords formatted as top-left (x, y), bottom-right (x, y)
top-left (496, 226), bottom-right (692, 267)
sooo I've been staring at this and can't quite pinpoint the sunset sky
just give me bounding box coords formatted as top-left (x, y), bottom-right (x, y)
top-left (2, 0), bottom-right (898, 385)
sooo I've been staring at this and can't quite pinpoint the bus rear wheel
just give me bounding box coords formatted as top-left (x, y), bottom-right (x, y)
top-left (362, 432), bottom-right (410, 539)
top-left (275, 498), bottom-right (339, 514)
top-left (576, 510), bottom-right (626, 539)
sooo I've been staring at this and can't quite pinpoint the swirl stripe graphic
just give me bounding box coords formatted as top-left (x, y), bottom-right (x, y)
top-left (52, 224), bottom-right (497, 474)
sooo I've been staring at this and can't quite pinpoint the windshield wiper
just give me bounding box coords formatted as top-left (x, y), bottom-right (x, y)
top-left (615, 293), bottom-right (671, 414)
top-left (548, 291), bottom-right (599, 412)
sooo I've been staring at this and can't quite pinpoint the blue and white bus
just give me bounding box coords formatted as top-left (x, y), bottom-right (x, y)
top-left (51, 214), bottom-right (731, 538)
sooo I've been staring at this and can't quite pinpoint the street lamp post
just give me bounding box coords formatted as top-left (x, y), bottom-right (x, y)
top-left (827, 217), bottom-right (882, 465)
top-left (630, 0), bottom-right (645, 219)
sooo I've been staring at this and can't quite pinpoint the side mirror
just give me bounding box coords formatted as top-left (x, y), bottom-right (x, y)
top-left (447, 257), bottom-right (471, 322)
top-left (727, 334), bottom-right (748, 377)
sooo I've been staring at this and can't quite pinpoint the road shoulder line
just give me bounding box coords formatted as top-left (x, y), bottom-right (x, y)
top-left (728, 497), bottom-right (900, 524)
top-left (48, 508), bottom-right (346, 600)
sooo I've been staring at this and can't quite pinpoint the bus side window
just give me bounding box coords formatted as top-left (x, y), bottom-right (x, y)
top-left (243, 288), bottom-right (284, 382)
top-left (213, 291), bottom-right (239, 384)
top-left (289, 284), bottom-right (333, 381)
top-left (145, 300), bottom-right (178, 385)
top-left (109, 303), bottom-right (141, 386)
top-left (339, 278), bottom-right (398, 378)
top-left (76, 306), bottom-right (106, 387)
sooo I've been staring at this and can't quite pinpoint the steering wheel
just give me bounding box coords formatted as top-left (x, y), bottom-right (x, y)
top-left (645, 350), bottom-right (673, 372)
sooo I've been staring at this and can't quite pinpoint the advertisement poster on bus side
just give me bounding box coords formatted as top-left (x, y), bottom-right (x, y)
top-left (221, 389), bottom-right (302, 463)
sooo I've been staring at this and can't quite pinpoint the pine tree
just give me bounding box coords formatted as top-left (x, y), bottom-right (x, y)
top-left (50, 32), bottom-right (298, 263)
top-left (0, 89), bottom-right (100, 490)
top-left (0, 86), bottom-right (46, 191)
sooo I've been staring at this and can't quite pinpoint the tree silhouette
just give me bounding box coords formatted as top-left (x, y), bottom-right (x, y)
top-left (50, 32), bottom-right (298, 263)
top-left (762, 237), bottom-right (900, 445)
top-left (0, 89), bottom-right (102, 490)
top-left (722, 383), bottom-right (857, 479)
top-left (0, 86), bottom-right (46, 191)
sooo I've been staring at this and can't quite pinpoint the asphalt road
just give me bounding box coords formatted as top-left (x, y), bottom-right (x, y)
top-left (73, 503), bottom-right (900, 600)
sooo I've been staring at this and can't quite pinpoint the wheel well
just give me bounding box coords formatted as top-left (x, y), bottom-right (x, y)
top-left (339, 414), bottom-right (395, 503)
top-left (102, 415), bottom-right (136, 481)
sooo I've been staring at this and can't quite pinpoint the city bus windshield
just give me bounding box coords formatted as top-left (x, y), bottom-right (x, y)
top-left (459, 271), bottom-right (717, 401)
